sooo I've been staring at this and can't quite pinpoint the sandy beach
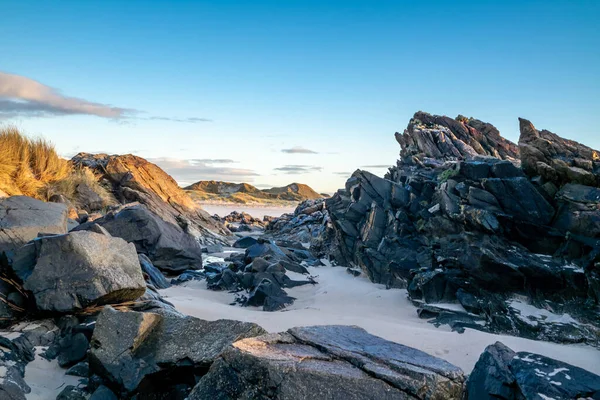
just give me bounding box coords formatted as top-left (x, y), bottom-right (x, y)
top-left (160, 265), bottom-right (600, 375)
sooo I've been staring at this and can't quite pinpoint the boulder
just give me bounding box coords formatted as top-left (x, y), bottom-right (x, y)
top-left (89, 306), bottom-right (267, 397)
top-left (190, 325), bottom-right (465, 399)
top-left (519, 118), bottom-right (600, 187)
top-left (71, 153), bottom-right (230, 245)
top-left (74, 203), bottom-right (204, 273)
top-left (0, 196), bottom-right (68, 259)
top-left (11, 231), bottom-right (145, 313)
top-left (467, 342), bottom-right (600, 399)
top-left (138, 254), bottom-right (170, 289)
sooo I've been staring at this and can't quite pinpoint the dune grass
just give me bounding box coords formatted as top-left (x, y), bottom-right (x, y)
top-left (0, 126), bottom-right (115, 210)
top-left (0, 125), bottom-right (70, 197)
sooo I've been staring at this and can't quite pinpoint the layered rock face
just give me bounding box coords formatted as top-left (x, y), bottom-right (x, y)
top-left (327, 112), bottom-right (600, 345)
top-left (190, 325), bottom-right (466, 400)
top-left (71, 153), bottom-right (229, 244)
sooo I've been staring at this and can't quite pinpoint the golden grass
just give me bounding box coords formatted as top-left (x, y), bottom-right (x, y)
top-left (43, 167), bottom-right (116, 210)
top-left (0, 125), bottom-right (70, 197)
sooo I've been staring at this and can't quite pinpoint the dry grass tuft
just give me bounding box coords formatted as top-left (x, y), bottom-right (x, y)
top-left (0, 125), bottom-right (70, 197)
top-left (43, 166), bottom-right (116, 210)
top-left (78, 300), bottom-right (147, 315)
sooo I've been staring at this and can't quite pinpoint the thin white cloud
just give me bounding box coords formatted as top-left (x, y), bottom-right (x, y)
top-left (0, 71), bottom-right (211, 123)
top-left (281, 146), bottom-right (319, 154)
top-left (361, 164), bottom-right (390, 168)
top-left (274, 165), bottom-right (323, 174)
top-left (149, 157), bottom-right (259, 185)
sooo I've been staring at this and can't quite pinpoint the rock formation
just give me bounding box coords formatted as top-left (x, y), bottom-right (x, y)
top-left (74, 203), bottom-right (204, 274)
top-left (71, 153), bottom-right (229, 244)
top-left (325, 111), bottom-right (600, 345)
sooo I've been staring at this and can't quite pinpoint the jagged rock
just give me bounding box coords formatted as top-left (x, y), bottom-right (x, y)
top-left (138, 254), bottom-right (170, 289)
top-left (71, 153), bottom-right (230, 245)
top-left (11, 231), bottom-right (145, 313)
top-left (245, 278), bottom-right (295, 311)
top-left (467, 342), bottom-right (600, 399)
top-left (325, 112), bottom-right (600, 345)
top-left (189, 325), bottom-right (465, 399)
top-left (394, 111), bottom-right (519, 164)
top-left (519, 118), bottom-right (600, 187)
top-left (89, 306), bottom-right (267, 397)
top-left (0, 196), bottom-right (68, 259)
top-left (66, 361), bottom-right (90, 377)
top-left (74, 203), bottom-right (204, 274)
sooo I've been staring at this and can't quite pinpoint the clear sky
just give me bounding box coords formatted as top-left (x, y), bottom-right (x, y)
top-left (1, 0), bottom-right (598, 193)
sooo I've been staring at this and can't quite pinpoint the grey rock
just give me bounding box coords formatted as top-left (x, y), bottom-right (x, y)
top-left (0, 196), bottom-right (67, 259)
top-left (74, 203), bottom-right (204, 273)
top-left (190, 325), bottom-right (465, 400)
top-left (12, 231), bottom-right (146, 313)
top-left (89, 306), bottom-right (267, 396)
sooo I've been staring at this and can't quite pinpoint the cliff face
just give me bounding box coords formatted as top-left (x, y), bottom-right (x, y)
top-left (326, 112), bottom-right (600, 346)
top-left (72, 153), bottom-right (230, 244)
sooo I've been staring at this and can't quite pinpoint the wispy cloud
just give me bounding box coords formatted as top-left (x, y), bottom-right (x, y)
top-left (274, 165), bottom-right (322, 175)
top-left (361, 164), bottom-right (390, 168)
top-left (191, 159), bottom-right (236, 164)
top-left (149, 157), bottom-right (259, 185)
top-left (334, 172), bottom-right (352, 176)
top-left (281, 146), bottom-right (319, 154)
top-left (0, 71), bottom-right (210, 123)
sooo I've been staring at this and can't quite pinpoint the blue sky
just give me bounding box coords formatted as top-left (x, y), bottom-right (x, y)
top-left (1, 0), bottom-right (598, 193)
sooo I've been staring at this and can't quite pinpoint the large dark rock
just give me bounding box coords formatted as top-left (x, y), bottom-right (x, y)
top-left (11, 231), bottom-right (146, 313)
top-left (325, 112), bottom-right (600, 345)
top-left (467, 342), bottom-right (600, 399)
top-left (138, 254), bottom-right (170, 289)
top-left (0, 196), bottom-right (68, 259)
top-left (519, 118), bottom-right (600, 187)
top-left (190, 325), bottom-right (465, 400)
top-left (89, 306), bottom-right (267, 397)
top-left (71, 153), bottom-right (230, 245)
top-left (74, 203), bottom-right (204, 274)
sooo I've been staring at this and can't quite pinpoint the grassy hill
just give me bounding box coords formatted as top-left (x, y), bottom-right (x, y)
top-left (185, 181), bottom-right (323, 205)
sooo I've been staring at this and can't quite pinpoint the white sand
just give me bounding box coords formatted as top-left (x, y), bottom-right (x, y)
top-left (200, 204), bottom-right (296, 218)
top-left (160, 266), bottom-right (600, 374)
top-left (24, 347), bottom-right (80, 400)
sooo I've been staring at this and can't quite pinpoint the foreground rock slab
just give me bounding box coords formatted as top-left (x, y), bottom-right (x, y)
top-left (467, 342), bottom-right (600, 399)
top-left (90, 306), bottom-right (267, 398)
top-left (12, 231), bottom-right (145, 312)
top-left (0, 196), bottom-right (67, 259)
top-left (190, 325), bottom-right (465, 400)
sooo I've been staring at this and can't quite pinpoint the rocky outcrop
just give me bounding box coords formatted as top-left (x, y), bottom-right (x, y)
top-left (326, 112), bottom-right (600, 345)
top-left (11, 231), bottom-right (146, 313)
top-left (89, 306), bottom-right (266, 398)
top-left (190, 325), bottom-right (466, 399)
top-left (71, 153), bottom-right (229, 244)
top-left (393, 111), bottom-right (519, 166)
top-left (264, 199), bottom-right (333, 257)
top-left (519, 118), bottom-right (600, 188)
top-left (0, 196), bottom-right (68, 259)
top-left (466, 342), bottom-right (600, 399)
top-left (74, 203), bottom-right (204, 274)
